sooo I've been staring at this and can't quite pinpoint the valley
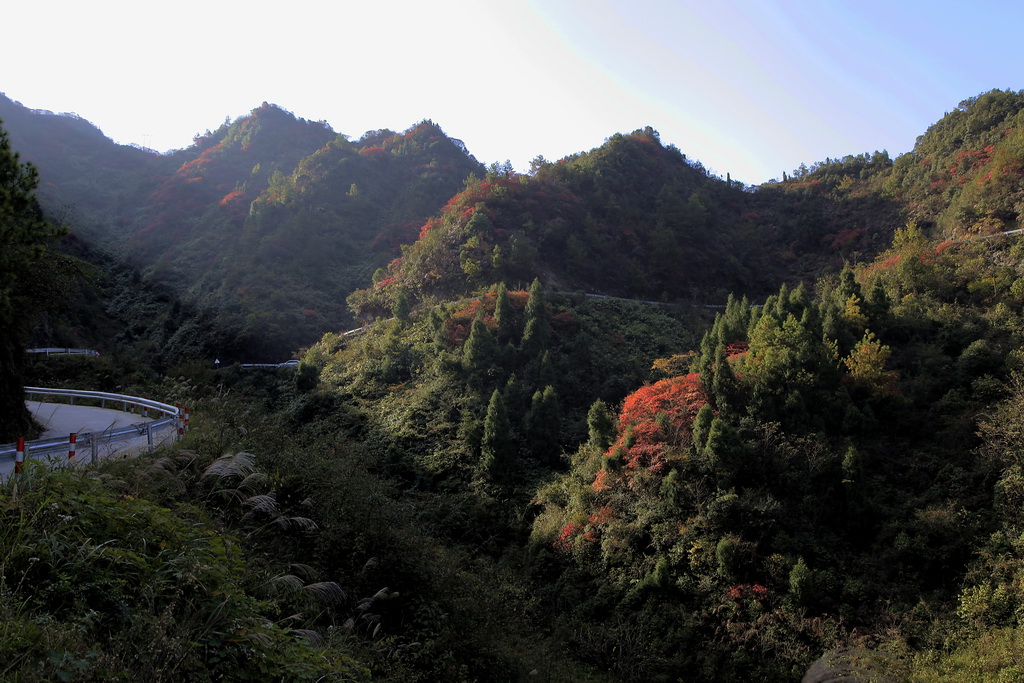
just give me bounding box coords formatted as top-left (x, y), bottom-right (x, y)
top-left (1, 89), bottom-right (1024, 681)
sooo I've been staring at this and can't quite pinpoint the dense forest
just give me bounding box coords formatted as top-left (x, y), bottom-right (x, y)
top-left (0, 94), bottom-right (484, 360)
top-left (2, 89), bottom-right (1024, 680)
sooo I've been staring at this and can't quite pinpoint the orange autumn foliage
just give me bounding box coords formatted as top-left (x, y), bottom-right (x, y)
top-left (608, 373), bottom-right (707, 472)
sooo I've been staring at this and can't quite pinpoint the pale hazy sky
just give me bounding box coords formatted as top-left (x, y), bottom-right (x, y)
top-left (5, 0), bottom-right (1022, 184)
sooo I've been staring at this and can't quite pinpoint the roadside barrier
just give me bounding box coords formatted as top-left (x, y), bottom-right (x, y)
top-left (1, 388), bottom-right (184, 475)
top-left (26, 348), bottom-right (101, 357)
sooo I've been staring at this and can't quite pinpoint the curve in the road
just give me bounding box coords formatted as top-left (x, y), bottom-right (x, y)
top-left (1, 388), bottom-right (183, 479)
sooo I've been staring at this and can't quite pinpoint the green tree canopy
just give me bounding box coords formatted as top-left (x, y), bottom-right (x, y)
top-left (0, 122), bottom-right (66, 440)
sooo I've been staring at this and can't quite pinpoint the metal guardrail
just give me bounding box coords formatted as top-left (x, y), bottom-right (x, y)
top-left (0, 387), bottom-right (181, 466)
top-left (240, 360), bottom-right (300, 368)
top-left (953, 227), bottom-right (1024, 242)
top-left (26, 348), bottom-right (101, 357)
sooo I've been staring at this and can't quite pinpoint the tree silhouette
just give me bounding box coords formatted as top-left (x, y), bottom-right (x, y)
top-left (0, 123), bottom-right (66, 440)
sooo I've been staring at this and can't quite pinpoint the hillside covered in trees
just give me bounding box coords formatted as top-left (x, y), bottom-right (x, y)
top-left (1, 94), bottom-right (484, 359)
top-left (2, 89), bottom-right (1024, 680)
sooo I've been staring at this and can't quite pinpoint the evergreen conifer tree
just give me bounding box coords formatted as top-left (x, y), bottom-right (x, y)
top-left (837, 264), bottom-right (863, 304)
top-left (463, 312), bottom-right (498, 382)
top-left (536, 349), bottom-right (556, 388)
top-left (391, 287), bottom-right (411, 324)
top-left (711, 343), bottom-right (739, 411)
top-left (702, 415), bottom-right (743, 483)
top-left (587, 399), bottom-right (616, 452)
top-left (691, 403), bottom-right (714, 452)
top-left (520, 278), bottom-right (549, 354)
top-left (525, 385), bottom-right (561, 463)
top-left (866, 277), bottom-right (891, 326)
top-left (0, 124), bottom-right (66, 441)
top-left (494, 282), bottom-right (514, 343)
top-left (479, 389), bottom-right (513, 479)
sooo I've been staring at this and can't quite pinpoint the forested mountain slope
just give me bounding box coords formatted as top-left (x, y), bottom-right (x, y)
top-left (349, 127), bottom-right (882, 319)
top-left (4, 90), bottom-right (1024, 680)
top-left (8, 90), bottom-right (1024, 362)
top-left (290, 90), bottom-right (1024, 680)
top-left (885, 88), bottom-right (1024, 235)
top-left (1, 96), bottom-right (484, 358)
top-left (0, 92), bottom-right (173, 242)
top-left (276, 222), bottom-right (1024, 680)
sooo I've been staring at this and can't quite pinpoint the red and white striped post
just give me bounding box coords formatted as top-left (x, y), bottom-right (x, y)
top-left (177, 403), bottom-right (184, 438)
top-left (69, 433), bottom-right (77, 462)
top-left (184, 406), bottom-right (190, 433)
top-left (143, 403), bottom-right (149, 419)
top-left (15, 438), bottom-right (25, 474)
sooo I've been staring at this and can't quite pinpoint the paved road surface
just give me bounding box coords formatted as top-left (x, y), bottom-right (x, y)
top-left (27, 401), bottom-right (150, 439)
top-left (1, 402), bottom-right (174, 479)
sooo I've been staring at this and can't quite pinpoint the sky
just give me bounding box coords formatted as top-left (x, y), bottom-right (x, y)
top-left (5, 0), bottom-right (1023, 185)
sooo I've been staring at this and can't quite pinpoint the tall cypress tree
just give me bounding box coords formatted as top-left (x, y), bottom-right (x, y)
top-left (520, 278), bottom-right (549, 354)
top-left (587, 399), bottom-right (616, 452)
top-left (525, 385), bottom-right (561, 463)
top-left (711, 343), bottom-right (739, 411)
top-left (479, 389), bottom-right (513, 480)
top-left (462, 312), bottom-right (498, 383)
top-left (494, 281), bottom-right (514, 343)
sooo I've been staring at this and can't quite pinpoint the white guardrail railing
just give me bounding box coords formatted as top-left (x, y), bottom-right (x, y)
top-left (0, 387), bottom-right (183, 470)
top-left (26, 348), bottom-right (102, 357)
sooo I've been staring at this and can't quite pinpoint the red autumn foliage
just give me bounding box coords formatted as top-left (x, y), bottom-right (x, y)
top-left (555, 522), bottom-right (582, 552)
top-left (625, 443), bottom-right (667, 472)
top-left (830, 226), bottom-right (867, 250)
top-left (418, 218), bottom-right (441, 240)
top-left (443, 314), bottom-right (496, 345)
top-left (863, 254), bottom-right (903, 276)
top-left (444, 321), bottom-right (470, 346)
top-left (452, 298), bottom-right (486, 321)
top-left (551, 311), bottom-right (577, 335)
top-left (440, 287), bottom-right (532, 346)
top-left (441, 180), bottom-right (496, 215)
top-left (618, 373), bottom-right (706, 434)
top-left (507, 290), bottom-right (530, 309)
top-left (359, 145), bottom-right (387, 158)
top-left (948, 146), bottom-right (995, 184)
top-left (177, 142), bottom-right (224, 177)
top-left (725, 583), bottom-right (769, 602)
top-left (725, 341), bottom-right (749, 358)
top-left (609, 373), bottom-right (707, 472)
top-left (453, 289), bottom-right (530, 321)
top-left (219, 189), bottom-right (246, 207)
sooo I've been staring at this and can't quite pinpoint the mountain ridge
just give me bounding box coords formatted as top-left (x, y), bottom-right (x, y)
top-left (4, 89), bottom-right (1023, 361)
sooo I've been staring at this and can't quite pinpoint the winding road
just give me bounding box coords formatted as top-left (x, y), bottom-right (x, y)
top-left (1, 390), bottom-right (181, 480)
